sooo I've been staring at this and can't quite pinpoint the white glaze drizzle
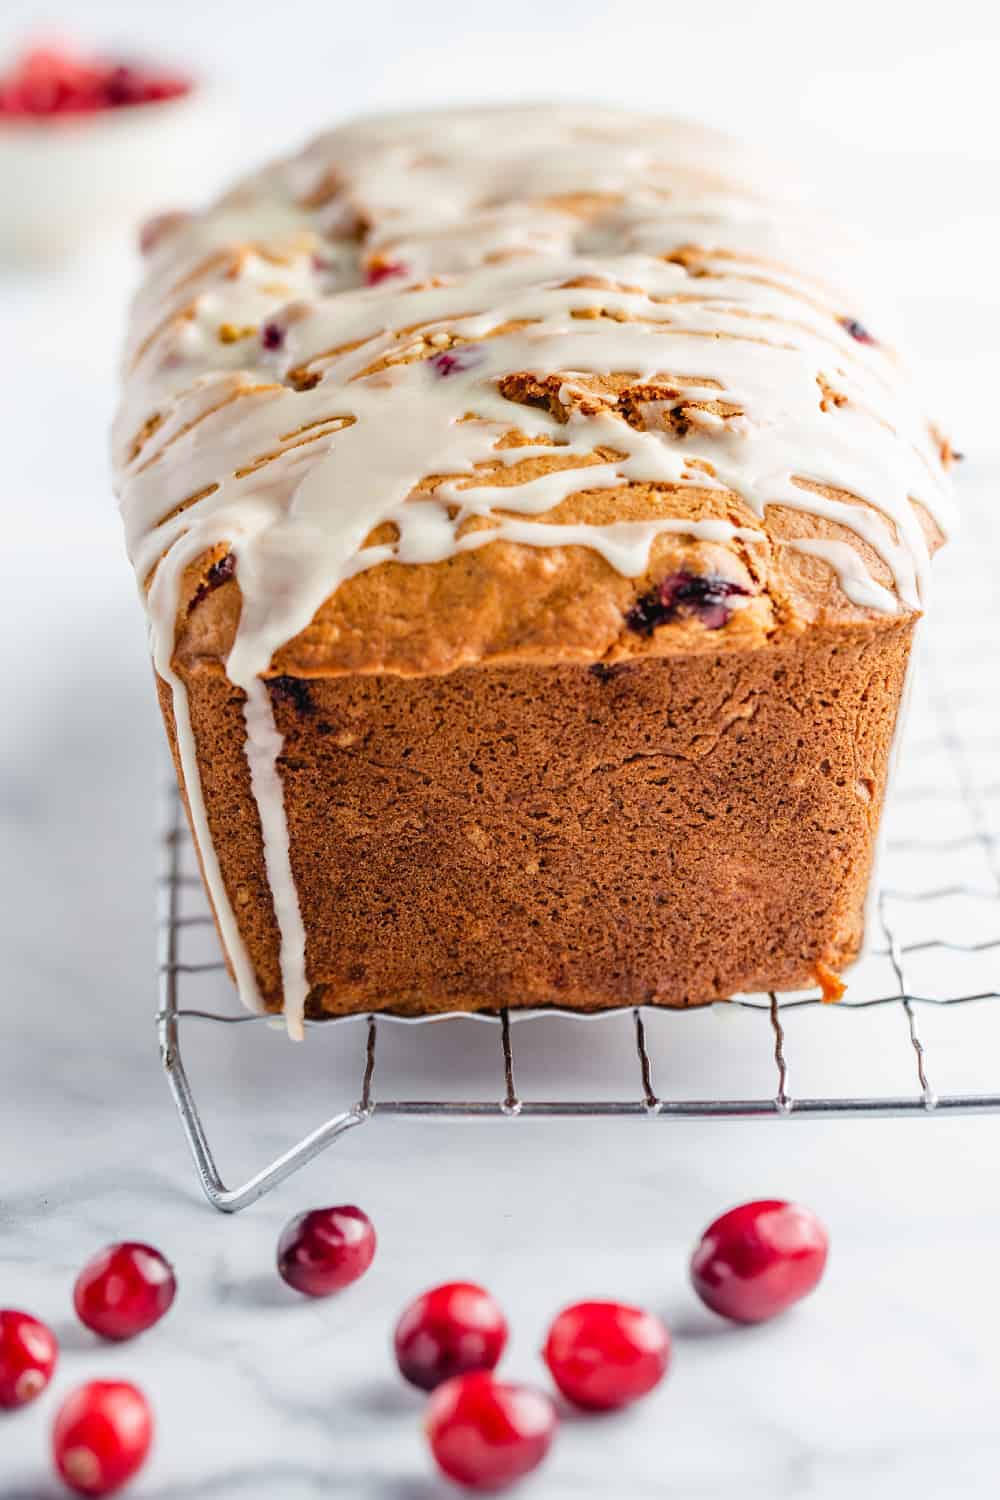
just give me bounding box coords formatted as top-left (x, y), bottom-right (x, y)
top-left (114, 106), bottom-right (953, 1034)
top-left (783, 537), bottom-right (900, 614)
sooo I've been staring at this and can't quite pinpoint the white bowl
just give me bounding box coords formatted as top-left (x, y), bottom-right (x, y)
top-left (0, 85), bottom-right (232, 263)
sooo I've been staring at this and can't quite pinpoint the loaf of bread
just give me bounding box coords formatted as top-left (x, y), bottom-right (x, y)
top-left (114, 106), bottom-right (954, 1037)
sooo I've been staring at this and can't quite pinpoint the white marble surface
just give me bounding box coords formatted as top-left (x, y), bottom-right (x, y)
top-left (3, 4), bottom-right (1000, 1496)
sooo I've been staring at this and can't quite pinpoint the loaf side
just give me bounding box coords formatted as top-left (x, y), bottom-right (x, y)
top-left (158, 616), bottom-right (912, 1018)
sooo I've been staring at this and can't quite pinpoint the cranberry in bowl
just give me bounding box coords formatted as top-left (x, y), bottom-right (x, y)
top-left (0, 41), bottom-right (228, 262)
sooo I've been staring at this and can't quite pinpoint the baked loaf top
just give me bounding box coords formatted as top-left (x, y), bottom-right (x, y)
top-left (115, 105), bottom-right (953, 685)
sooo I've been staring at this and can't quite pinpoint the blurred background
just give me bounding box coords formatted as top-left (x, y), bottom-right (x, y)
top-left (2, 5), bottom-right (999, 1497)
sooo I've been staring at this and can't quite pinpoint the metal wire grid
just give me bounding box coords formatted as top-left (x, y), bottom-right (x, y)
top-left (158, 590), bottom-right (1000, 1212)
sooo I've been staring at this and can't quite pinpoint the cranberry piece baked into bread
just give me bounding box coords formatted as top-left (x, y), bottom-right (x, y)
top-left (114, 107), bottom-right (953, 1037)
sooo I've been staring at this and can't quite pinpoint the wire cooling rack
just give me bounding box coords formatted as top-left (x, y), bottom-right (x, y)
top-left (157, 537), bottom-right (1000, 1212)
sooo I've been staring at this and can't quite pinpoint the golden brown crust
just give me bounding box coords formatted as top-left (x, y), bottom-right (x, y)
top-left (171, 442), bottom-right (935, 679)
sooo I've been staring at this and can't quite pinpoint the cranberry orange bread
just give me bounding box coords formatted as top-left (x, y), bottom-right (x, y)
top-left (113, 106), bottom-right (954, 1037)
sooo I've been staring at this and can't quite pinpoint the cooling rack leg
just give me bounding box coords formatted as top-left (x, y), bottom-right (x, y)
top-left (633, 1010), bottom-right (661, 1113)
top-left (159, 1016), bottom-right (371, 1212)
top-left (499, 1010), bottom-right (522, 1115)
top-left (158, 784), bottom-right (374, 1211)
top-left (769, 994), bottom-right (793, 1114)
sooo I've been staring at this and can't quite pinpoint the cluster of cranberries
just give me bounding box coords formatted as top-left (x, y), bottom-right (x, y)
top-left (389, 1279), bottom-right (671, 1486)
top-left (0, 45), bottom-right (190, 118)
top-left (1, 1197), bottom-right (827, 1494)
top-left (364, 257), bottom-right (409, 286)
top-left (389, 1199), bottom-right (827, 1489)
top-left (1, 1242), bottom-right (174, 1495)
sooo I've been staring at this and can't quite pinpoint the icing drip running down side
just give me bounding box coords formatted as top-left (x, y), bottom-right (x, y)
top-left (113, 105), bottom-right (954, 1037)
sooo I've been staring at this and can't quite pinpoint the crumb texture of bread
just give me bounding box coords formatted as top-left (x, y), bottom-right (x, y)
top-left (115, 106), bottom-right (954, 1032)
top-left (159, 619), bottom-right (911, 1021)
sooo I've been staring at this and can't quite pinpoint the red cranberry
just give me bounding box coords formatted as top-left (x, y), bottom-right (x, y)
top-left (691, 1200), bottom-right (829, 1324)
top-left (425, 1373), bottom-right (556, 1491)
top-left (268, 674), bottom-right (313, 715)
top-left (132, 73), bottom-right (190, 105)
top-left (394, 1282), bottom-right (508, 1391)
top-left (839, 316), bottom-right (876, 346)
top-left (74, 1243), bottom-right (176, 1342)
top-left (365, 258), bottom-right (408, 285)
top-left (428, 345), bottom-right (486, 378)
top-left (52, 1381), bottom-right (152, 1497)
top-left (542, 1300), bottom-right (670, 1411)
top-left (189, 551), bottom-right (236, 612)
top-left (101, 65), bottom-right (188, 109)
top-left (0, 48), bottom-right (99, 115)
top-left (0, 1309), bottom-right (58, 1408)
top-left (277, 1204), bottom-right (377, 1296)
top-left (103, 66), bottom-right (148, 107)
top-left (627, 571), bottom-right (749, 636)
top-left (0, 47), bottom-right (189, 117)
